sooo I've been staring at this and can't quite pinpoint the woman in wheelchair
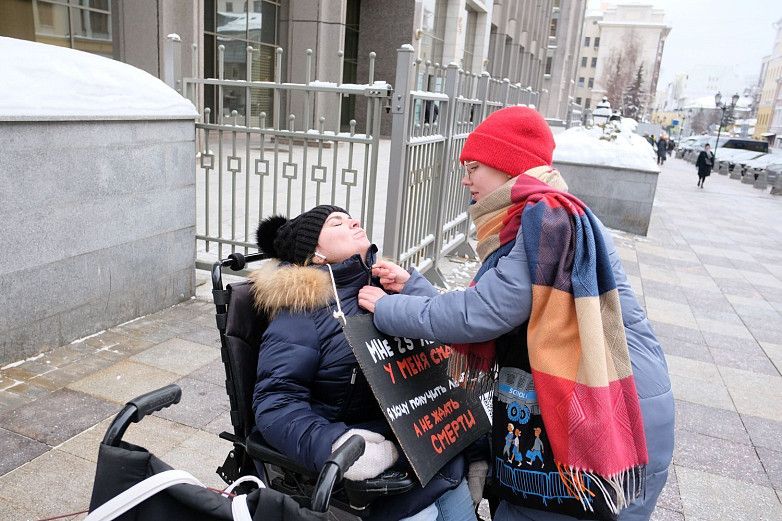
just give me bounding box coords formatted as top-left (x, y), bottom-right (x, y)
top-left (249, 205), bottom-right (477, 521)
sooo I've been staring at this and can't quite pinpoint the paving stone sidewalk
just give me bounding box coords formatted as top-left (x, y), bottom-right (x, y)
top-left (1, 156), bottom-right (781, 520)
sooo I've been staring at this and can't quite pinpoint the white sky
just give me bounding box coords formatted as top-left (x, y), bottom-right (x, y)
top-left (588, 0), bottom-right (782, 95)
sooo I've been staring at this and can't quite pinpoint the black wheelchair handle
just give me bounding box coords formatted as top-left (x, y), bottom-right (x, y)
top-left (326, 434), bottom-right (366, 476)
top-left (102, 384), bottom-right (182, 447)
top-left (222, 252), bottom-right (267, 272)
top-left (129, 384), bottom-right (182, 421)
top-left (311, 434), bottom-right (366, 512)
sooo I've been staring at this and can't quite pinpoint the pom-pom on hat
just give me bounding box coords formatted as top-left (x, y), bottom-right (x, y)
top-left (256, 205), bottom-right (347, 265)
top-left (459, 106), bottom-right (555, 177)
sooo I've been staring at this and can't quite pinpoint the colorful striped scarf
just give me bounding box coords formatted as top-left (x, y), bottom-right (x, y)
top-left (450, 166), bottom-right (648, 511)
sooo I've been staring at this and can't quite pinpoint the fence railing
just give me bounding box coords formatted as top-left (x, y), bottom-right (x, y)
top-left (383, 44), bottom-right (538, 284)
top-left (180, 42), bottom-right (390, 268)
top-left (172, 37), bottom-right (539, 283)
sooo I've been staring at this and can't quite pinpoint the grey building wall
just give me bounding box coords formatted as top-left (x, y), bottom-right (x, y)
top-left (356, 0), bottom-right (418, 136)
top-left (0, 120), bottom-right (196, 364)
top-left (488, 0), bottom-right (554, 94)
top-left (542, 0), bottom-right (586, 120)
top-left (112, 0), bottom-right (199, 85)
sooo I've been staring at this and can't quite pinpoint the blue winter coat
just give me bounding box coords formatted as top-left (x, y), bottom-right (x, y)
top-left (249, 250), bottom-right (465, 520)
top-left (374, 223), bottom-right (675, 521)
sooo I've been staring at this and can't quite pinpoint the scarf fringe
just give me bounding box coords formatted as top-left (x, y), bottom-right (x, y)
top-left (555, 462), bottom-right (646, 515)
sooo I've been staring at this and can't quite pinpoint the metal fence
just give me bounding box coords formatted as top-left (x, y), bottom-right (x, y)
top-left (180, 41), bottom-right (390, 269)
top-left (383, 44), bottom-right (539, 284)
top-left (173, 37), bottom-right (539, 282)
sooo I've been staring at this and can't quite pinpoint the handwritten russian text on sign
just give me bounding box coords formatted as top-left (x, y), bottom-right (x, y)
top-left (343, 314), bottom-right (492, 485)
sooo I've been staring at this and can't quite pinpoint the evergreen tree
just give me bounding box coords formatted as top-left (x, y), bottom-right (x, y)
top-left (622, 64), bottom-right (644, 119)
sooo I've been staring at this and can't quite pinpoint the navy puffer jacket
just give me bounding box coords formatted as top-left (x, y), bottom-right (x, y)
top-left (249, 249), bottom-right (466, 521)
top-left (250, 251), bottom-right (383, 471)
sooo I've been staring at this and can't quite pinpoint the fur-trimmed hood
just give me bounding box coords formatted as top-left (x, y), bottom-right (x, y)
top-left (248, 247), bottom-right (377, 317)
top-left (248, 261), bottom-right (334, 317)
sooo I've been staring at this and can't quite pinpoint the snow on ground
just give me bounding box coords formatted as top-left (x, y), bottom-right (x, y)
top-left (0, 36), bottom-right (197, 120)
top-left (553, 118), bottom-right (659, 171)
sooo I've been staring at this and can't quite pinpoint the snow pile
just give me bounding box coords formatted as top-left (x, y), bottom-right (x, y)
top-left (553, 118), bottom-right (659, 171)
top-left (0, 37), bottom-right (197, 121)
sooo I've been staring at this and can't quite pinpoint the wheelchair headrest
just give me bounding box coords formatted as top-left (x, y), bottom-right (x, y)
top-left (223, 280), bottom-right (269, 438)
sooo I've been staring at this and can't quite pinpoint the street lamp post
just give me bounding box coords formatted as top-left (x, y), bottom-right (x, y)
top-left (714, 92), bottom-right (740, 161)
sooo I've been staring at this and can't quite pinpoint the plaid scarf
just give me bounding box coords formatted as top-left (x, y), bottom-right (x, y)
top-left (450, 166), bottom-right (648, 511)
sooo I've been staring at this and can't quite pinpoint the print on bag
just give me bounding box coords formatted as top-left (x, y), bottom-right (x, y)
top-left (492, 366), bottom-right (621, 519)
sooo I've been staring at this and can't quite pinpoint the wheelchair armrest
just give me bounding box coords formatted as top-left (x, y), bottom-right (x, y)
top-left (343, 470), bottom-right (416, 511)
top-left (246, 431), bottom-right (416, 512)
top-left (246, 431), bottom-right (315, 477)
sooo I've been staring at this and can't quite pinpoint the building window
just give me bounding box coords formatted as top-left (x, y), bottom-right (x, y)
top-left (549, 17), bottom-right (558, 38)
top-left (576, 97), bottom-right (582, 104)
top-left (584, 36), bottom-right (590, 47)
top-left (419, 0), bottom-right (448, 67)
top-left (341, 0), bottom-right (361, 130)
top-left (225, 2), bottom-right (233, 12)
top-left (588, 77), bottom-right (594, 88)
top-left (581, 57), bottom-right (587, 67)
top-left (204, 0), bottom-right (281, 121)
top-left (594, 37), bottom-right (600, 48)
top-left (545, 56), bottom-right (553, 75)
top-left (585, 98), bottom-right (591, 109)
top-left (462, 7), bottom-right (478, 71)
top-left (578, 76), bottom-right (585, 87)
top-left (28, 0), bottom-right (113, 58)
top-left (591, 57), bottom-right (597, 68)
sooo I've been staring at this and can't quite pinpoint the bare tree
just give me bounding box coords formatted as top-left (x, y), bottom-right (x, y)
top-left (690, 111), bottom-right (708, 134)
top-left (689, 109), bottom-right (721, 134)
top-left (600, 30), bottom-right (641, 109)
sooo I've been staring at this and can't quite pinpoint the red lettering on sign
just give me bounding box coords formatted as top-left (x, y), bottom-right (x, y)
top-left (396, 352), bottom-right (431, 379)
top-left (429, 410), bottom-right (477, 454)
top-left (428, 345), bottom-right (451, 365)
top-left (383, 362), bottom-right (395, 384)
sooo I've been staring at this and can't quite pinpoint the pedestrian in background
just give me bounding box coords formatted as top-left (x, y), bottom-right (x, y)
top-left (358, 106), bottom-right (674, 521)
top-left (695, 143), bottom-right (714, 188)
top-left (656, 134), bottom-right (668, 165)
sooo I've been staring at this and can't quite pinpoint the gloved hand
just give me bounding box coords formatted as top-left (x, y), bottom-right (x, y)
top-left (331, 429), bottom-right (399, 481)
top-left (467, 460), bottom-right (489, 507)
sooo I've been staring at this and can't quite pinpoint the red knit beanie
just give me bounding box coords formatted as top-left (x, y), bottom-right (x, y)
top-left (459, 106), bottom-right (555, 176)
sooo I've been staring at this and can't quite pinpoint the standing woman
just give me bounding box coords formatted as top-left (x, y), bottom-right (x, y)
top-left (695, 144), bottom-right (714, 188)
top-left (358, 107), bottom-right (674, 521)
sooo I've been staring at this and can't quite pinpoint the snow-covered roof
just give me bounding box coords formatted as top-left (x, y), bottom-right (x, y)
top-left (0, 37), bottom-right (197, 121)
top-left (553, 118), bottom-right (659, 171)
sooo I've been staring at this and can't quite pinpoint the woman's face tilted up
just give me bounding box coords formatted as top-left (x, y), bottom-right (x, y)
top-left (312, 212), bottom-right (372, 264)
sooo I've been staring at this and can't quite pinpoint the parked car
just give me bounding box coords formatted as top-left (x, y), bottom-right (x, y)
top-left (721, 138), bottom-right (769, 154)
top-left (715, 149), bottom-right (765, 175)
top-left (738, 153), bottom-right (780, 180)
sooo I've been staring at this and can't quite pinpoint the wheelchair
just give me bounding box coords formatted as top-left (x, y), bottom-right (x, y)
top-left (210, 251), bottom-right (415, 518)
top-left (86, 384), bottom-right (365, 520)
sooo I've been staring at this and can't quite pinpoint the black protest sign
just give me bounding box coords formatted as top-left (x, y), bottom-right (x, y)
top-left (342, 314), bottom-right (492, 486)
